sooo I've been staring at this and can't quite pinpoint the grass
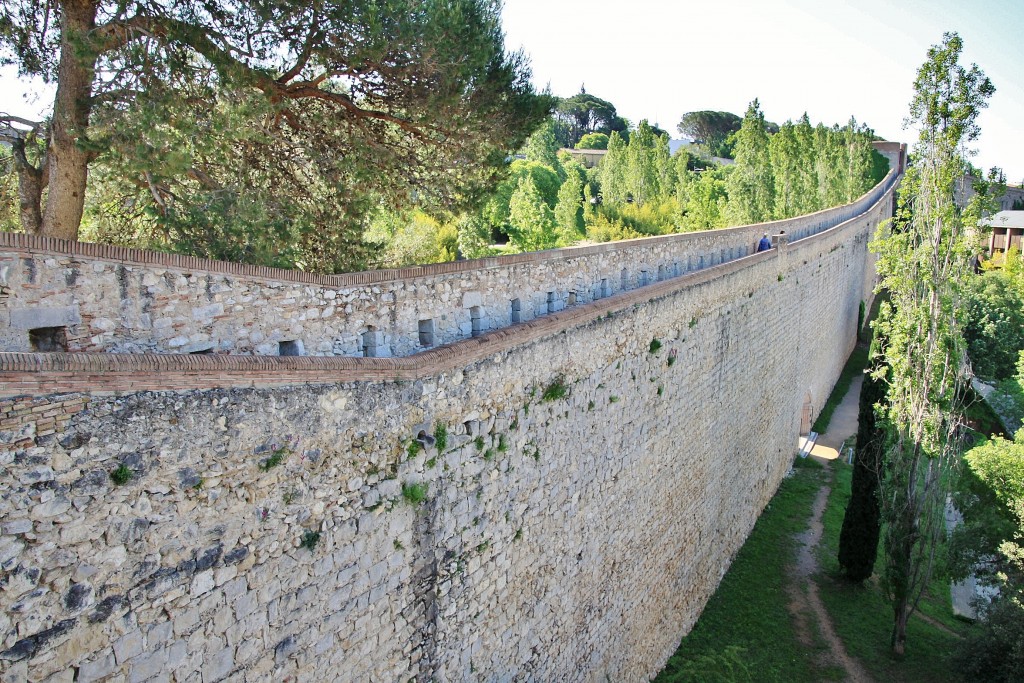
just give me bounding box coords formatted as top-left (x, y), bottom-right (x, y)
top-left (650, 338), bottom-right (662, 354)
top-left (816, 460), bottom-right (975, 682)
top-left (402, 481), bottom-right (428, 505)
top-left (656, 459), bottom-right (828, 683)
top-left (259, 447), bottom-right (288, 471)
top-left (812, 344), bottom-right (870, 434)
top-left (541, 377), bottom-right (568, 402)
top-left (433, 423), bottom-right (448, 452)
top-left (110, 464), bottom-right (133, 486)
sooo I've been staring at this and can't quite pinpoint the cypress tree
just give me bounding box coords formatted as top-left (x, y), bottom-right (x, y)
top-left (838, 354), bottom-right (887, 582)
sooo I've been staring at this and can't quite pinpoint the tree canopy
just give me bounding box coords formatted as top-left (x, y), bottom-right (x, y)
top-left (554, 88), bottom-right (628, 148)
top-left (0, 0), bottom-right (551, 272)
top-left (677, 110), bottom-right (742, 157)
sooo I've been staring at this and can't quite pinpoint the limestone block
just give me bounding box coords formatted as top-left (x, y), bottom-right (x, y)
top-left (9, 306), bottom-right (81, 329)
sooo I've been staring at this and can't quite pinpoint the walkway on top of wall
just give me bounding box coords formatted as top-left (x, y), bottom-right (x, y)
top-left (0, 169), bottom-right (900, 398)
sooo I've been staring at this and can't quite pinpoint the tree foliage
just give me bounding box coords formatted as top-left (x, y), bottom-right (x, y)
top-left (838, 345), bottom-right (887, 582)
top-left (553, 87), bottom-right (628, 149)
top-left (575, 132), bottom-right (609, 150)
top-left (964, 250), bottom-right (1024, 381)
top-left (726, 100), bottom-right (775, 225)
top-left (871, 31), bottom-right (995, 655)
top-left (0, 0), bottom-right (551, 272)
top-left (507, 174), bottom-right (556, 252)
top-left (677, 110), bottom-right (742, 158)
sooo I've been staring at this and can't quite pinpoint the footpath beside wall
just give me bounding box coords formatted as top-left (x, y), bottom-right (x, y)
top-left (0, 181), bottom-right (893, 682)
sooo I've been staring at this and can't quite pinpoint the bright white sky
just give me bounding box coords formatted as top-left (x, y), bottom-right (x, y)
top-left (502, 0), bottom-right (1024, 182)
top-left (2, 0), bottom-right (1021, 180)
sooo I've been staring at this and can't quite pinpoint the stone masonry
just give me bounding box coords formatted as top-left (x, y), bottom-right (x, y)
top-left (0, 175), bottom-right (894, 360)
top-left (0, 176), bottom-right (895, 682)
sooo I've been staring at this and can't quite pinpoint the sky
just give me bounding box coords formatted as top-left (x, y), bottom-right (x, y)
top-left (1, 0), bottom-right (1021, 180)
top-left (501, 0), bottom-right (1024, 182)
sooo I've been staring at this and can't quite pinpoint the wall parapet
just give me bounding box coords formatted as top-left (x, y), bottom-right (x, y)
top-left (0, 172), bottom-right (896, 359)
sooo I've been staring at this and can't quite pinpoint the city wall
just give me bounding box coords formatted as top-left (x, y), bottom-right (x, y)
top-left (0, 177), bottom-right (893, 682)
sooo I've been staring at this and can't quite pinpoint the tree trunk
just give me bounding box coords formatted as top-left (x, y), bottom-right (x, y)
top-left (892, 603), bottom-right (908, 655)
top-left (11, 140), bottom-right (45, 235)
top-left (40, 0), bottom-right (99, 241)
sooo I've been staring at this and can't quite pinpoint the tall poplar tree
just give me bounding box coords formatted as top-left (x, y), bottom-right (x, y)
top-left (871, 32), bottom-right (994, 655)
top-left (726, 99), bottom-right (774, 225)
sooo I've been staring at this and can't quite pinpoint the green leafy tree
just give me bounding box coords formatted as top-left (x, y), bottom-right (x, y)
top-left (0, 0), bottom-right (550, 271)
top-left (951, 430), bottom-right (1024, 683)
top-left (964, 263), bottom-right (1024, 381)
top-left (554, 87), bottom-right (628, 148)
top-left (554, 159), bottom-right (585, 244)
top-left (483, 160), bottom-right (560, 230)
top-left (683, 168), bottom-right (728, 230)
top-left (871, 31), bottom-right (995, 655)
top-left (575, 132), bottom-right (609, 150)
top-left (507, 175), bottom-right (556, 252)
top-left (677, 110), bottom-right (742, 157)
top-left (524, 118), bottom-right (561, 170)
top-left (726, 99), bottom-right (775, 225)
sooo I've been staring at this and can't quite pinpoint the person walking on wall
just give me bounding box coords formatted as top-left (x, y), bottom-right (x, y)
top-left (757, 233), bottom-right (772, 252)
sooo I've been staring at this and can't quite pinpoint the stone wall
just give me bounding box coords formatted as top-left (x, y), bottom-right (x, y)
top-left (0, 182), bottom-right (893, 682)
top-left (0, 174), bottom-right (894, 359)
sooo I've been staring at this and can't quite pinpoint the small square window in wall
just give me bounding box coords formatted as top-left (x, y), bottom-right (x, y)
top-left (600, 278), bottom-right (610, 298)
top-left (418, 319), bottom-right (435, 347)
top-left (545, 292), bottom-right (555, 315)
top-left (29, 326), bottom-right (68, 352)
top-left (510, 298), bottom-right (522, 323)
top-left (567, 291), bottom-right (577, 306)
top-left (278, 340), bottom-right (302, 356)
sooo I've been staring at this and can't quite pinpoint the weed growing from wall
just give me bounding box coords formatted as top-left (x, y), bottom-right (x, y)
top-left (542, 377), bottom-right (568, 402)
top-left (402, 482), bottom-right (428, 505)
top-left (259, 447), bottom-right (289, 471)
top-left (110, 465), bottom-right (132, 486)
top-left (299, 530), bottom-right (320, 551)
top-left (433, 423), bottom-right (448, 452)
top-left (649, 338), bottom-right (662, 354)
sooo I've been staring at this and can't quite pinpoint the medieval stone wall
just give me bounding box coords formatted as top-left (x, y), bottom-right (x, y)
top-left (0, 180), bottom-right (892, 682)
top-left (0, 175), bottom-right (893, 360)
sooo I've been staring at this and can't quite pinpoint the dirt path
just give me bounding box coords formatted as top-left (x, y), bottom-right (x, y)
top-left (785, 374), bottom-right (873, 683)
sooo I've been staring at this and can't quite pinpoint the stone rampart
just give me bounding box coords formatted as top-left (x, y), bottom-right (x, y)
top-left (0, 174), bottom-right (894, 359)
top-left (0, 178), bottom-right (894, 682)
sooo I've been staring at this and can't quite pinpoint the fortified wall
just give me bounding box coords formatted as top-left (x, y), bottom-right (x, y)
top-left (0, 174), bottom-right (895, 682)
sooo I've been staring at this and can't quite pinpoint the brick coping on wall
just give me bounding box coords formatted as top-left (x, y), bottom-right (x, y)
top-left (0, 171), bottom-right (896, 289)
top-left (0, 171), bottom-right (898, 397)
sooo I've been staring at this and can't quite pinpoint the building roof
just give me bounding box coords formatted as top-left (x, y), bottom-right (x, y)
top-left (981, 211), bottom-right (1024, 229)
